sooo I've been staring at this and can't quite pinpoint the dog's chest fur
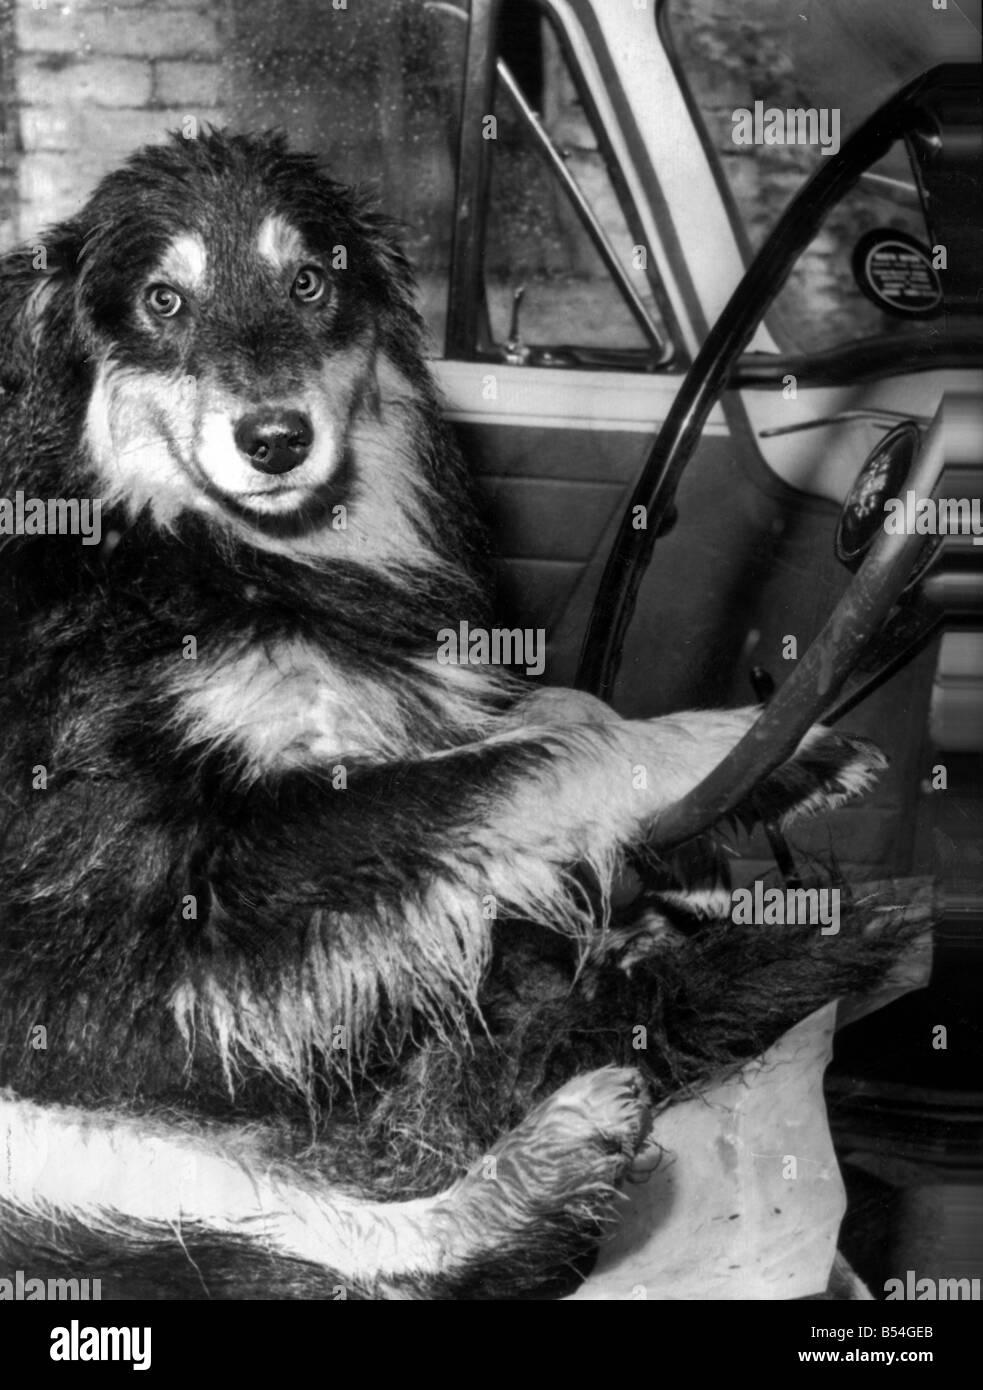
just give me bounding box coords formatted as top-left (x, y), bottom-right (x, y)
top-left (170, 638), bottom-right (410, 773)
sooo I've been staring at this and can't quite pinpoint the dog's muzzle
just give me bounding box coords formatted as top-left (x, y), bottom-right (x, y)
top-left (234, 409), bottom-right (313, 475)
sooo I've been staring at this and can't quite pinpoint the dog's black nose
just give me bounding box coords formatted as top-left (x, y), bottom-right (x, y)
top-left (234, 410), bottom-right (313, 474)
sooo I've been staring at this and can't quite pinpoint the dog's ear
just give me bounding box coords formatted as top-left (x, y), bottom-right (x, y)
top-left (350, 200), bottom-right (418, 307)
top-left (0, 224), bottom-right (83, 392)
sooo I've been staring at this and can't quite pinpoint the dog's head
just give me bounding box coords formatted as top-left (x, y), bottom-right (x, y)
top-left (2, 130), bottom-right (448, 555)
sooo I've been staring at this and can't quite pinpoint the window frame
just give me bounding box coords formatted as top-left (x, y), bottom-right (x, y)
top-left (445, 0), bottom-right (684, 370)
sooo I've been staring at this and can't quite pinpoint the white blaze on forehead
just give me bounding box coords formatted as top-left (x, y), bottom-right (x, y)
top-left (257, 213), bottom-right (306, 272)
top-left (157, 232), bottom-right (208, 290)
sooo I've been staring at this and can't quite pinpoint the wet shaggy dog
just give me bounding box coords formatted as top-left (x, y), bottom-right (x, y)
top-left (0, 131), bottom-right (907, 1299)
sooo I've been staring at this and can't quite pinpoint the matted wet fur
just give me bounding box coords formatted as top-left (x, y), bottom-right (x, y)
top-left (0, 130), bottom-right (911, 1299)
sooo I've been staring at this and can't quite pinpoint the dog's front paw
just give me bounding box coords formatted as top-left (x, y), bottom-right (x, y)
top-left (433, 1066), bottom-right (651, 1298)
top-left (496, 1065), bottom-right (651, 1199)
top-left (748, 725), bottom-right (887, 830)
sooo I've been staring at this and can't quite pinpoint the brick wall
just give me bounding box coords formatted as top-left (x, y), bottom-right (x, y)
top-left (0, 0), bottom-right (18, 246)
top-left (3, 0), bottom-right (226, 243)
top-left (0, 0), bottom-right (461, 299)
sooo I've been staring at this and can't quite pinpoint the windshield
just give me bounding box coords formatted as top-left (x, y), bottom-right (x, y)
top-left (662, 0), bottom-right (982, 353)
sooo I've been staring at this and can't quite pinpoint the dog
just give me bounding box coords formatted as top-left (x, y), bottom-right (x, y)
top-left (0, 130), bottom-right (908, 1300)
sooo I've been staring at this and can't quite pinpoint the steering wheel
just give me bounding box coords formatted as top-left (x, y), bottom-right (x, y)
top-left (576, 67), bottom-right (964, 852)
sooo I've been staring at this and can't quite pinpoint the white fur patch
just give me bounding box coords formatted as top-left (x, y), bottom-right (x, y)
top-left (169, 638), bottom-right (506, 785)
top-left (83, 357), bottom-right (207, 526)
top-left (157, 233), bottom-right (208, 291)
top-left (256, 214), bottom-right (305, 272)
top-left (169, 639), bottom-right (414, 776)
top-left (777, 726), bottom-right (887, 829)
top-left (0, 1068), bottom-right (645, 1293)
top-left (0, 1090), bottom-right (437, 1280)
top-left (81, 346), bottom-right (451, 585)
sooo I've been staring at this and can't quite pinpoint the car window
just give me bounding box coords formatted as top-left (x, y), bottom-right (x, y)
top-left (226, 0), bottom-right (676, 365)
top-left (662, 0), bottom-right (980, 354)
top-left (223, 0), bottom-right (468, 355)
top-left (480, 0), bottom-right (673, 367)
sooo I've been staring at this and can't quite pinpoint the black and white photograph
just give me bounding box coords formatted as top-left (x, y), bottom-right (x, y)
top-left (0, 0), bottom-right (981, 1344)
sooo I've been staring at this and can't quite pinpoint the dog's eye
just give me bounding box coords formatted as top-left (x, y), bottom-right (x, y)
top-left (145, 284), bottom-right (183, 319)
top-left (291, 266), bottom-right (326, 304)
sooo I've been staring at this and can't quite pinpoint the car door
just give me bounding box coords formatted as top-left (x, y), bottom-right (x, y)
top-left (430, 0), bottom-right (728, 686)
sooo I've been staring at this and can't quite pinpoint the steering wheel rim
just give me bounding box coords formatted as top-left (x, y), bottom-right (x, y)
top-left (576, 67), bottom-right (958, 850)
